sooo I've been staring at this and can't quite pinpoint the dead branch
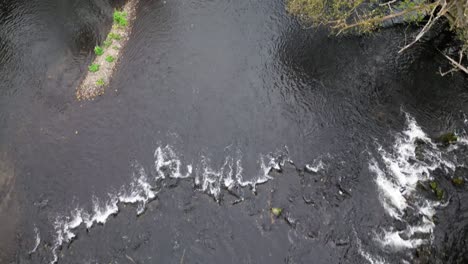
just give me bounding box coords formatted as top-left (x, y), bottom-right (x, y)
top-left (441, 50), bottom-right (468, 74)
top-left (398, 1), bottom-right (445, 53)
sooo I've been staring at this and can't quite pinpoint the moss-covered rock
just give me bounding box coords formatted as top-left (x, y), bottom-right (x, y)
top-left (429, 181), bottom-right (438, 190)
top-left (452, 177), bottom-right (464, 186)
top-left (429, 181), bottom-right (444, 200)
top-left (438, 132), bottom-right (458, 145)
top-left (271, 207), bottom-right (283, 217)
top-left (435, 188), bottom-right (444, 200)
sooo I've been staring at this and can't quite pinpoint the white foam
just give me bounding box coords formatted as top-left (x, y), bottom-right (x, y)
top-left (369, 113), bottom-right (456, 253)
top-left (369, 159), bottom-right (407, 219)
top-left (118, 163), bottom-right (157, 215)
top-left (28, 226), bottom-right (41, 254)
top-left (86, 197), bottom-right (119, 227)
top-left (355, 232), bottom-right (388, 264)
top-left (457, 135), bottom-right (468, 146)
top-left (195, 151), bottom-right (285, 200)
top-left (378, 231), bottom-right (426, 249)
top-left (46, 144), bottom-right (288, 263)
top-left (235, 153), bottom-right (284, 190)
top-left (154, 145), bottom-right (193, 179)
top-left (305, 159), bottom-right (325, 173)
top-left (50, 208), bottom-right (85, 263)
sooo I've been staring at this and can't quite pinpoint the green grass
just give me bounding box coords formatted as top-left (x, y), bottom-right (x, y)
top-left (88, 63), bottom-right (100, 72)
top-left (103, 39), bottom-right (113, 48)
top-left (113, 10), bottom-right (128, 27)
top-left (108, 33), bottom-right (121, 40)
top-left (94, 46), bottom-right (104, 56)
top-left (112, 46), bottom-right (119, 50)
top-left (96, 78), bottom-right (105, 86)
top-left (105, 55), bottom-right (115, 63)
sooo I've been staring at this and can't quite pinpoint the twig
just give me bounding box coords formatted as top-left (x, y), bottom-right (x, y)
top-left (126, 254), bottom-right (137, 264)
top-left (180, 249), bottom-right (186, 264)
top-left (439, 67), bottom-right (458, 76)
top-left (380, 0), bottom-right (397, 11)
top-left (379, 0), bottom-right (397, 6)
top-left (336, 3), bottom-right (436, 35)
top-left (440, 50), bottom-right (468, 74)
top-left (398, 1), bottom-right (443, 53)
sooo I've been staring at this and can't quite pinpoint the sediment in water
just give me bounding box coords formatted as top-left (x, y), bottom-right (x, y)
top-left (0, 151), bottom-right (18, 263)
top-left (76, 0), bottom-right (138, 100)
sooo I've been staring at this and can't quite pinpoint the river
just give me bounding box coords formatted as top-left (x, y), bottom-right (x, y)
top-left (1, 0), bottom-right (468, 263)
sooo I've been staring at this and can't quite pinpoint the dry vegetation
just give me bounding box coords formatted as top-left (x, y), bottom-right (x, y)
top-left (287, 0), bottom-right (468, 75)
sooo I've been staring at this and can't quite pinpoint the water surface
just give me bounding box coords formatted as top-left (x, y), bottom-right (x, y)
top-left (1, 0), bottom-right (468, 263)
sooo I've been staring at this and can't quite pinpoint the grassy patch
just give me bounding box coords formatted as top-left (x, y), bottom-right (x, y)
top-left (88, 63), bottom-right (100, 72)
top-left (103, 39), bottom-right (113, 48)
top-left (105, 55), bottom-right (115, 63)
top-left (113, 10), bottom-right (128, 27)
top-left (108, 33), bottom-right (121, 40)
top-left (94, 46), bottom-right (104, 56)
top-left (96, 78), bottom-right (105, 86)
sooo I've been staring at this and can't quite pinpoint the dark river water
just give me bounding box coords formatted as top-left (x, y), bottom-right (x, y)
top-left (1, 0), bottom-right (468, 263)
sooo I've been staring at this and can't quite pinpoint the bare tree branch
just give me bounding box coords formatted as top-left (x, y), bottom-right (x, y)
top-left (398, 1), bottom-right (444, 53)
top-left (441, 50), bottom-right (468, 74)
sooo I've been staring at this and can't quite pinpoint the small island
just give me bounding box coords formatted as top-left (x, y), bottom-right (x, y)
top-left (76, 0), bottom-right (138, 100)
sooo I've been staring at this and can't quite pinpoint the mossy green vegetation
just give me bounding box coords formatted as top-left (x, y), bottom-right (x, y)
top-left (429, 181), bottom-right (444, 200)
top-left (108, 33), bottom-right (121, 40)
top-left (105, 55), bottom-right (115, 63)
top-left (96, 78), bottom-right (105, 86)
top-left (271, 207), bottom-right (283, 217)
top-left (77, 0), bottom-right (136, 101)
top-left (88, 63), bottom-right (100, 72)
top-left (113, 10), bottom-right (128, 27)
top-left (452, 177), bottom-right (464, 186)
top-left (94, 46), bottom-right (104, 56)
top-left (103, 39), bottom-right (113, 48)
top-left (438, 132), bottom-right (458, 145)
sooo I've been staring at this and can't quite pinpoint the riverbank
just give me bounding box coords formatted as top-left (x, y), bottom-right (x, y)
top-left (76, 0), bottom-right (138, 100)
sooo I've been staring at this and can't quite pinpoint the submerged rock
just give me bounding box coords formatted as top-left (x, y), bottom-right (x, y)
top-left (271, 207), bottom-right (282, 217)
top-left (452, 177), bottom-right (464, 186)
top-left (453, 167), bottom-right (467, 186)
top-left (429, 181), bottom-right (444, 200)
top-left (414, 137), bottom-right (428, 161)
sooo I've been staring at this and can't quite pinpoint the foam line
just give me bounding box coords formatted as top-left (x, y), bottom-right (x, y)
top-left (46, 145), bottom-right (290, 263)
top-left (28, 226), bottom-right (41, 255)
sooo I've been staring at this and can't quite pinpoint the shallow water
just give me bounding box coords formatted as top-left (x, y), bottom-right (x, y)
top-left (1, 0), bottom-right (468, 263)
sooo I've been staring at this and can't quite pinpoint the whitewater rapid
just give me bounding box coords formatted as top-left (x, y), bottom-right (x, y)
top-left (30, 113), bottom-right (467, 264)
top-left (42, 145), bottom-right (297, 263)
top-left (362, 113), bottom-right (461, 263)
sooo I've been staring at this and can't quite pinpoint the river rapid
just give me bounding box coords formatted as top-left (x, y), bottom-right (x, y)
top-left (1, 0), bottom-right (468, 263)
